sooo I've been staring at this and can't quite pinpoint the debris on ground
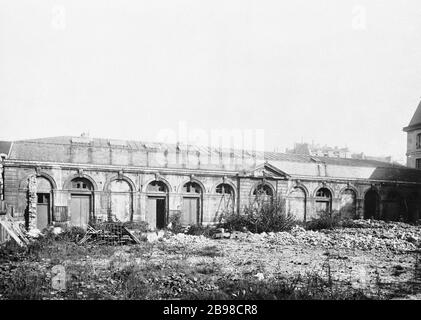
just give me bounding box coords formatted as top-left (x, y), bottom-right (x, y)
top-left (78, 223), bottom-right (141, 245)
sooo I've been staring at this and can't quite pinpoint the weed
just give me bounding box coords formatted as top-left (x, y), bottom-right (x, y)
top-left (305, 210), bottom-right (342, 231)
top-left (0, 265), bottom-right (48, 299)
top-left (223, 197), bottom-right (296, 233)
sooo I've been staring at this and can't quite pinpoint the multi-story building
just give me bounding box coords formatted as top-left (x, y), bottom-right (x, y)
top-left (403, 100), bottom-right (421, 169)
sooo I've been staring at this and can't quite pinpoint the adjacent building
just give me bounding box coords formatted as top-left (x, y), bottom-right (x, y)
top-left (403, 100), bottom-right (421, 169)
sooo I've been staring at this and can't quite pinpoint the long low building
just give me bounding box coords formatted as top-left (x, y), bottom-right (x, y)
top-left (1, 135), bottom-right (421, 231)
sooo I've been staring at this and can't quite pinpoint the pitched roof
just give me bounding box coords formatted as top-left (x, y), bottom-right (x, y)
top-left (7, 135), bottom-right (419, 183)
top-left (0, 141), bottom-right (12, 156)
top-left (404, 100), bottom-right (421, 131)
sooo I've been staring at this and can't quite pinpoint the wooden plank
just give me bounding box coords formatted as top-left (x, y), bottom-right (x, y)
top-left (78, 233), bottom-right (92, 245)
top-left (122, 226), bottom-right (141, 244)
top-left (0, 220), bottom-right (26, 247)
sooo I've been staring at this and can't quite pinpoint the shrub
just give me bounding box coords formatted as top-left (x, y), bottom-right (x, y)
top-left (305, 210), bottom-right (341, 231)
top-left (0, 241), bottom-right (27, 262)
top-left (185, 224), bottom-right (215, 237)
top-left (168, 211), bottom-right (184, 234)
top-left (0, 265), bottom-right (48, 299)
top-left (223, 196), bottom-right (296, 233)
top-left (57, 226), bottom-right (86, 242)
top-left (182, 273), bottom-right (371, 300)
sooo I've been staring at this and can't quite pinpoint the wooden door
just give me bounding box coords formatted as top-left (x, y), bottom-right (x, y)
top-left (70, 195), bottom-right (90, 229)
top-left (37, 193), bottom-right (50, 230)
top-left (146, 197), bottom-right (157, 228)
top-left (182, 197), bottom-right (199, 225)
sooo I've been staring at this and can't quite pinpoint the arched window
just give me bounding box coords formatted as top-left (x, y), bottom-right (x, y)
top-left (215, 183), bottom-right (235, 217)
top-left (252, 183), bottom-right (274, 205)
top-left (253, 184), bottom-right (273, 197)
top-left (183, 182), bottom-right (202, 194)
top-left (147, 180), bottom-right (168, 193)
top-left (216, 183), bottom-right (234, 195)
top-left (288, 187), bottom-right (306, 222)
top-left (316, 188), bottom-right (331, 199)
top-left (71, 178), bottom-right (93, 191)
top-left (315, 187), bottom-right (332, 214)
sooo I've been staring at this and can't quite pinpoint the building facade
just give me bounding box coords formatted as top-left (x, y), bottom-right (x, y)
top-left (404, 100), bottom-right (421, 169)
top-left (0, 131), bottom-right (421, 231)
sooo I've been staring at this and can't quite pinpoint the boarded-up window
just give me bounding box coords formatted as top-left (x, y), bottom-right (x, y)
top-left (339, 189), bottom-right (356, 219)
top-left (109, 180), bottom-right (132, 222)
top-left (315, 188), bottom-right (332, 214)
top-left (288, 187), bottom-right (306, 222)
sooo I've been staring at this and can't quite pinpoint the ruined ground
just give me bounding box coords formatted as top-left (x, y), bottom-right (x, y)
top-left (0, 220), bottom-right (420, 300)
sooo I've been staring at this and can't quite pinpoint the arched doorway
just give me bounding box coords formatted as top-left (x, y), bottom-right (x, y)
top-left (288, 187), bottom-right (306, 222)
top-left (181, 181), bottom-right (202, 225)
top-left (315, 188), bottom-right (332, 214)
top-left (146, 181), bottom-right (168, 229)
top-left (109, 180), bottom-right (132, 222)
top-left (406, 192), bottom-right (419, 223)
top-left (383, 190), bottom-right (405, 221)
top-left (70, 177), bottom-right (94, 229)
top-left (339, 189), bottom-right (357, 219)
top-left (364, 189), bottom-right (380, 219)
top-left (215, 183), bottom-right (235, 218)
top-left (36, 176), bottom-right (53, 230)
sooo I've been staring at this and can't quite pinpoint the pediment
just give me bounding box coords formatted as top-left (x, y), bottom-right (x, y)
top-left (248, 162), bottom-right (290, 179)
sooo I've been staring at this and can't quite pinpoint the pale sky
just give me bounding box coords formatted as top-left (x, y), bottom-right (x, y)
top-left (1, 0), bottom-right (421, 163)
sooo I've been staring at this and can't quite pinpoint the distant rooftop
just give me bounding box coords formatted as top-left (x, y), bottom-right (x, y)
top-left (286, 142), bottom-right (394, 164)
top-left (403, 99), bottom-right (421, 131)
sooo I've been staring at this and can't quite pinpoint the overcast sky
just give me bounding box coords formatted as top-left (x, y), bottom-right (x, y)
top-left (1, 0), bottom-right (421, 163)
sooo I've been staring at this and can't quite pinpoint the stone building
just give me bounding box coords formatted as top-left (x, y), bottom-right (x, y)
top-left (404, 100), bottom-right (421, 169)
top-left (0, 130), bottom-right (421, 232)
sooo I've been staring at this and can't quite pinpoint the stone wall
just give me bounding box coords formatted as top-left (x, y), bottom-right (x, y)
top-left (3, 163), bottom-right (421, 230)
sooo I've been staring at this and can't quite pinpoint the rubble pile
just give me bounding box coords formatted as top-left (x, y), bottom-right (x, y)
top-left (163, 220), bottom-right (420, 253)
top-left (163, 233), bottom-right (211, 247)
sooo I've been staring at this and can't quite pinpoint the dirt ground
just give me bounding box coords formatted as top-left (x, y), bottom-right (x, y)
top-left (0, 220), bottom-right (420, 300)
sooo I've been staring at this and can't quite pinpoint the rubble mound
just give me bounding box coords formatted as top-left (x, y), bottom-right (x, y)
top-left (164, 220), bottom-right (420, 252)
